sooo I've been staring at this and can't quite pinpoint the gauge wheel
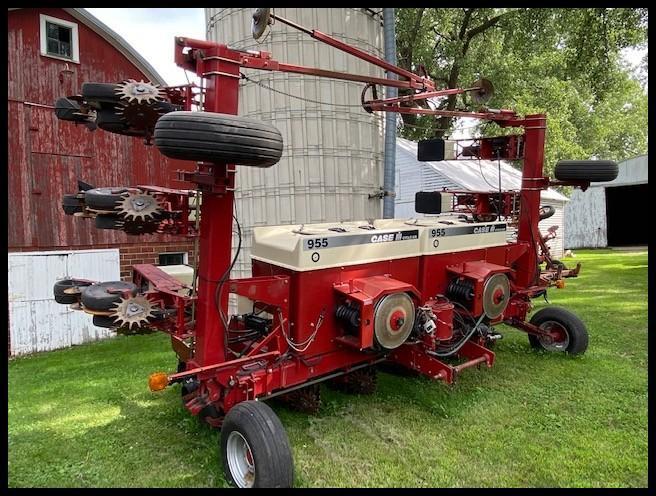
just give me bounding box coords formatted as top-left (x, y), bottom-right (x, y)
top-left (528, 306), bottom-right (589, 355)
top-left (220, 401), bottom-right (294, 488)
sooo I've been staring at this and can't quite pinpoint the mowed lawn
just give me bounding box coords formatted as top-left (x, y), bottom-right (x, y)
top-left (8, 249), bottom-right (647, 488)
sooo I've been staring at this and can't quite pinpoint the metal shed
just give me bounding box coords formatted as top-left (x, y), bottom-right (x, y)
top-left (564, 154), bottom-right (648, 248)
top-left (395, 137), bottom-right (570, 258)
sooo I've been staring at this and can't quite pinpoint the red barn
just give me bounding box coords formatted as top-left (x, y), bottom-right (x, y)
top-left (8, 8), bottom-right (194, 355)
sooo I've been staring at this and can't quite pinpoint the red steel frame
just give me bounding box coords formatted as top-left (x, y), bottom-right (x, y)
top-left (113, 18), bottom-right (591, 421)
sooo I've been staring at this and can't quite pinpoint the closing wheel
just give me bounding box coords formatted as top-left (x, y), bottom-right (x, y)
top-left (154, 111), bottom-right (284, 168)
top-left (53, 278), bottom-right (93, 304)
top-left (85, 187), bottom-right (132, 210)
top-left (220, 401), bottom-right (294, 488)
top-left (80, 281), bottom-right (138, 312)
top-left (528, 306), bottom-right (589, 355)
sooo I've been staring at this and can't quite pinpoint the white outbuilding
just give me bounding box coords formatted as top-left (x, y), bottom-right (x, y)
top-left (564, 154), bottom-right (648, 248)
top-left (395, 138), bottom-right (570, 258)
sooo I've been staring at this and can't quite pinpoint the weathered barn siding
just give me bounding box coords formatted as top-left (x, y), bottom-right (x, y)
top-left (563, 187), bottom-right (608, 249)
top-left (8, 249), bottom-right (120, 356)
top-left (8, 8), bottom-right (193, 251)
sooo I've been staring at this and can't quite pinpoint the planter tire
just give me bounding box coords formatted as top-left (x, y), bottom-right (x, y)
top-left (84, 187), bottom-right (130, 210)
top-left (220, 400), bottom-right (294, 488)
top-left (80, 281), bottom-right (138, 311)
top-left (539, 205), bottom-right (556, 220)
top-left (154, 111), bottom-right (283, 168)
top-left (554, 160), bottom-right (618, 182)
top-left (53, 278), bottom-right (92, 304)
top-left (528, 306), bottom-right (589, 355)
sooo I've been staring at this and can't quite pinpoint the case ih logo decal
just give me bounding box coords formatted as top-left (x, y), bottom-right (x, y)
top-left (430, 223), bottom-right (507, 237)
top-left (370, 230), bottom-right (419, 243)
top-left (303, 230), bottom-right (419, 250)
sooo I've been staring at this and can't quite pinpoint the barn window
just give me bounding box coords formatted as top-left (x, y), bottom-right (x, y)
top-left (158, 252), bottom-right (188, 266)
top-left (39, 14), bottom-right (80, 63)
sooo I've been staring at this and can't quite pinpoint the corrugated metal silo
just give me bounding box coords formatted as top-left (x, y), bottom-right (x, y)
top-left (206, 8), bottom-right (385, 277)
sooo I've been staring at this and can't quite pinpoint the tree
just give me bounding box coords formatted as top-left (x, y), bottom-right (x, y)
top-left (395, 8), bottom-right (648, 173)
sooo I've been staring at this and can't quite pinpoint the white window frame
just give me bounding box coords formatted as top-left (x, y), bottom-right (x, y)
top-left (158, 252), bottom-right (189, 266)
top-left (39, 14), bottom-right (80, 64)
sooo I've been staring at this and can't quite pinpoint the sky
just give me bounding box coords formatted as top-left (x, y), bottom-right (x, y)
top-left (85, 8), bottom-right (646, 140)
top-left (86, 8), bottom-right (206, 86)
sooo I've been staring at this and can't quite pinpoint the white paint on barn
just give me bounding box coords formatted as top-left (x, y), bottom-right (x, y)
top-left (8, 249), bottom-right (120, 356)
top-left (395, 138), bottom-right (569, 257)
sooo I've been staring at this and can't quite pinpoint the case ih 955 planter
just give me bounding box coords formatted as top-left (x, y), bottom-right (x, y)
top-left (52, 9), bottom-right (618, 488)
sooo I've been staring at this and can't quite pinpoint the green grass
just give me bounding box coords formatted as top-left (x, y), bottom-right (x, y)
top-left (8, 249), bottom-right (648, 488)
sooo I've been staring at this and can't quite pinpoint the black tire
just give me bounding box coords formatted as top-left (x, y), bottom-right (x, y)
top-left (96, 110), bottom-right (145, 137)
top-left (54, 97), bottom-right (83, 122)
top-left (80, 281), bottom-right (138, 311)
top-left (53, 278), bottom-right (92, 304)
top-left (82, 82), bottom-right (120, 105)
top-left (92, 314), bottom-right (118, 328)
top-left (95, 214), bottom-right (123, 230)
top-left (539, 205), bottom-right (556, 220)
top-left (415, 191), bottom-right (443, 214)
top-left (528, 306), bottom-right (589, 355)
top-left (84, 187), bottom-right (130, 210)
top-left (154, 111), bottom-right (283, 168)
top-left (554, 160), bottom-right (618, 183)
top-left (62, 194), bottom-right (84, 215)
top-left (220, 401), bottom-right (294, 488)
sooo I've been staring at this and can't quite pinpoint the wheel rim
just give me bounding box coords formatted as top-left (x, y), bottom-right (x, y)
top-left (538, 320), bottom-right (570, 352)
top-left (226, 431), bottom-right (255, 488)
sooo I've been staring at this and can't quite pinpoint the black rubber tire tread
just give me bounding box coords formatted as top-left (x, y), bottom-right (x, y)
top-left (82, 82), bottom-right (120, 103)
top-left (539, 205), bottom-right (556, 220)
top-left (154, 111), bottom-right (283, 168)
top-left (528, 306), bottom-right (589, 355)
top-left (54, 97), bottom-right (82, 121)
top-left (53, 279), bottom-right (92, 304)
top-left (80, 281), bottom-right (138, 311)
top-left (62, 194), bottom-right (84, 215)
top-left (220, 401), bottom-right (294, 488)
top-left (84, 187), bottom-right (129, 210)
top-left (554, 160), bottom-right (618, 182)
top-left (92, 314), bottom-right (118, 328)
top-left (415, 191), bottom-right (442, 214)
top-left (95, 214), bottom-right (123, 230)
top-left (96, 110), bottom-right (146, 137)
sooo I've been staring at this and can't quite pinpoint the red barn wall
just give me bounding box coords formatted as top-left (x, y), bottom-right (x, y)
top-left (8, 8), bottom-right (195, 254)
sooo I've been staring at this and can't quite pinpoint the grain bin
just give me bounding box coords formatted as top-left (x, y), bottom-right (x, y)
top-left (206, 8), bottom-right (385, 277)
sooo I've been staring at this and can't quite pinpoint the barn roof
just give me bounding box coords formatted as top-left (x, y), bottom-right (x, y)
top-left (8, 8), bottom-right (166, 86)
top-left (397, 137), bottom-right (569, 202)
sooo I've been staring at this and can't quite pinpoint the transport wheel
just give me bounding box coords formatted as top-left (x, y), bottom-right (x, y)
top-left (53, 278), bottom-right (93, 304)
top-left (220, 401), bottom-right (294, 488)
top-left (80, 281), bottom-right (138, 312)
top-left (62, 194), bottom-right (84, 215)
top-left (85, 187), bottom-right (131, 210)
top-left (154, 111), bottom-right (284, 168)
top-left (539, 205), bottom-right (556, 220)
top-left (554, 160), bottom-right (618, 182)
top-left (528, 306), bottom-right (589, 355)
top-left (327, 366), bottom-right (378, 395)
